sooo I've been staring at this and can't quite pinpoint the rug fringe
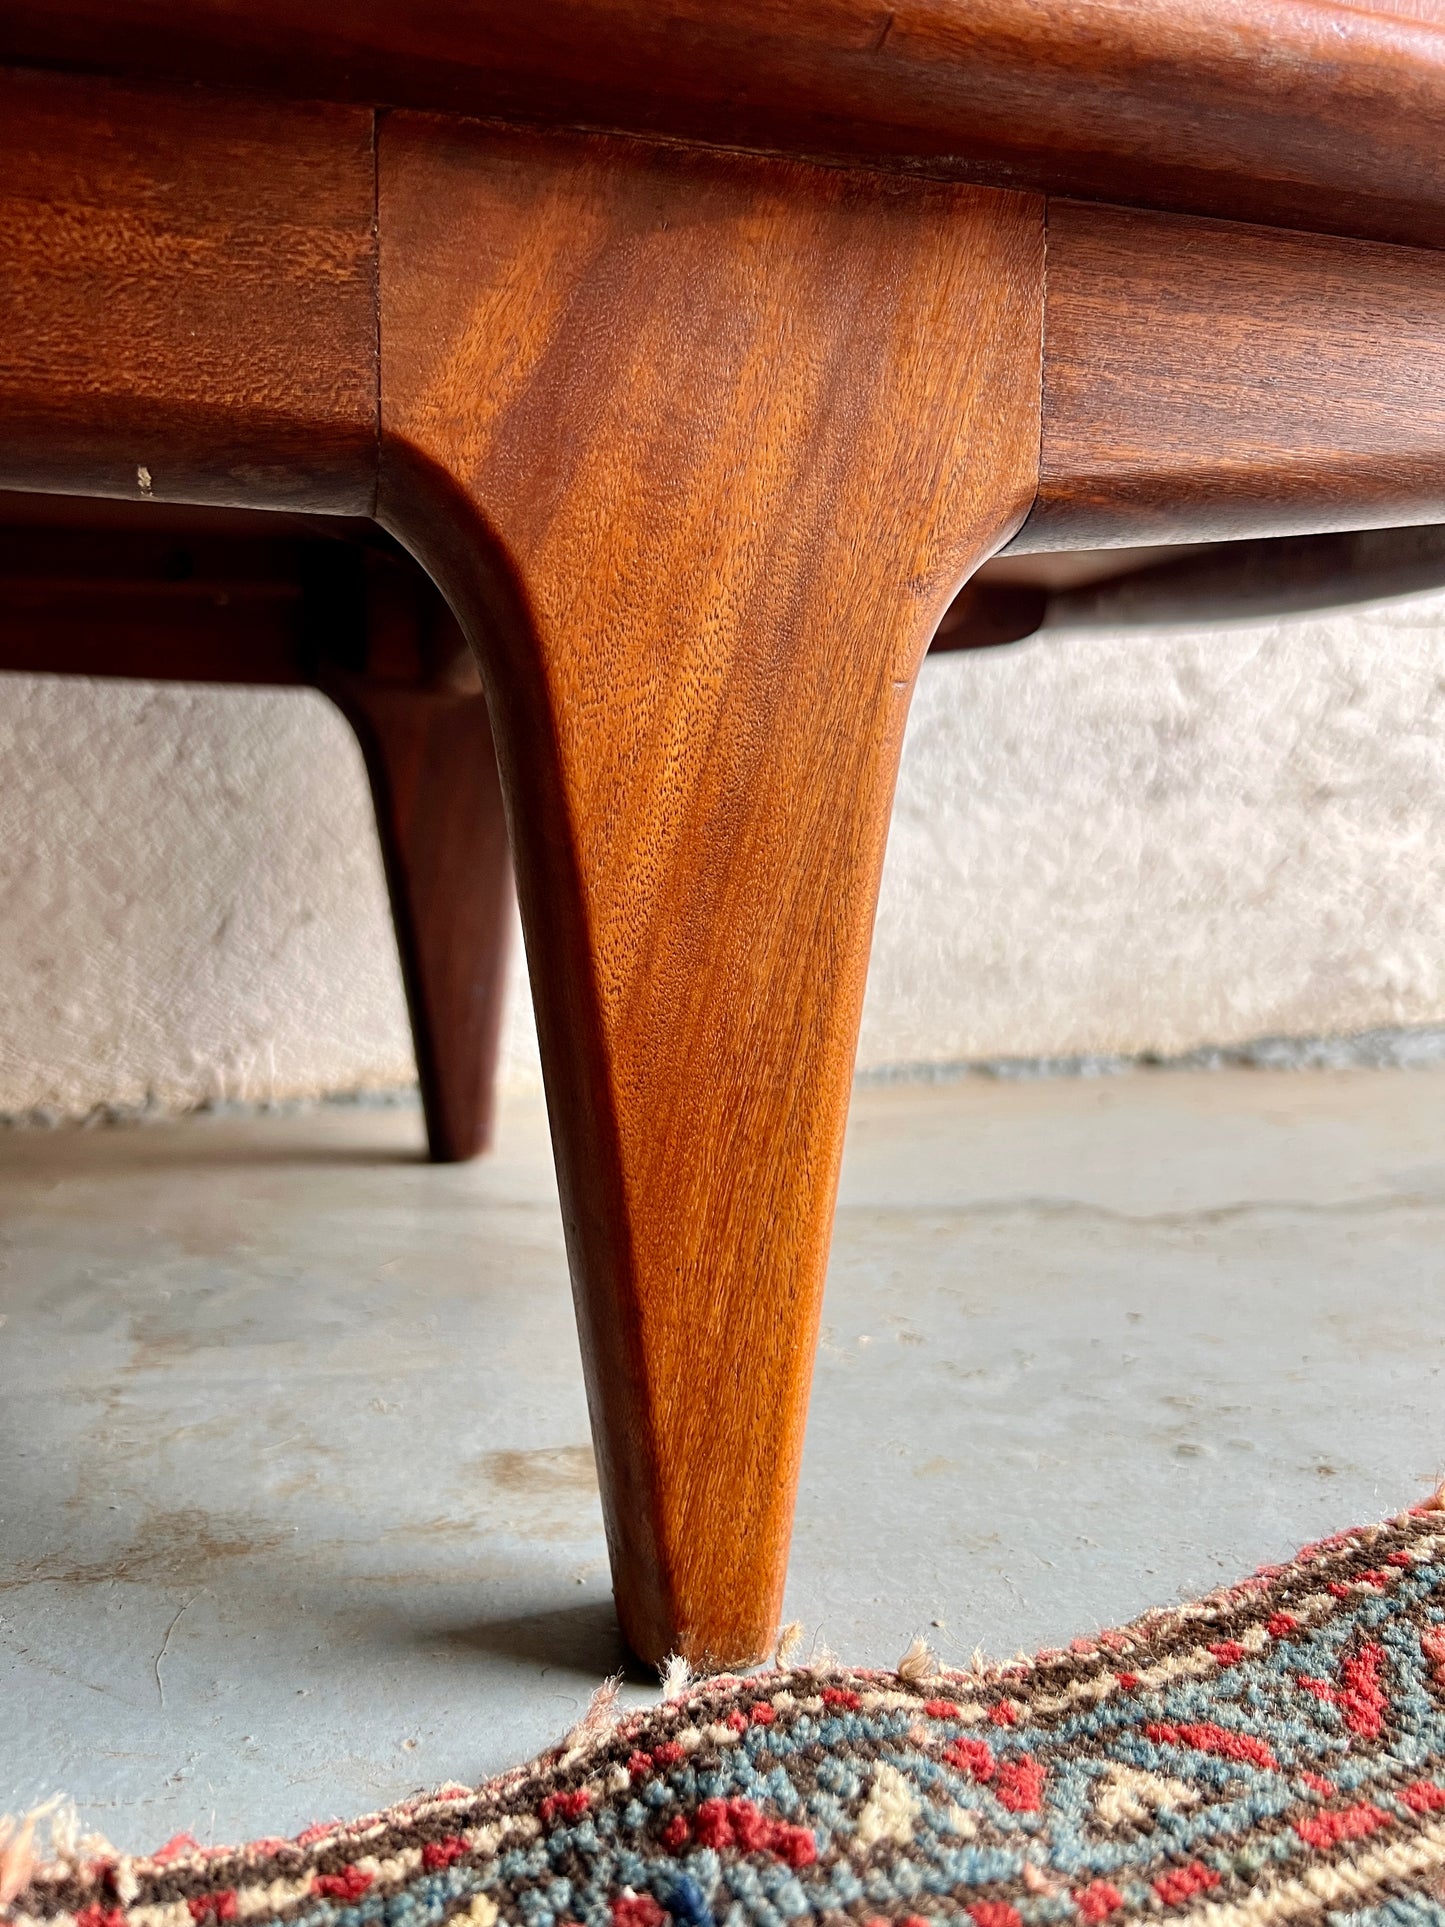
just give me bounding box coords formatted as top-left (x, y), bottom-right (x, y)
top-left (658, 1653), bottom-right (691, 1701)
top-left (561, 1675), bottom-right (623, 1757)
top-left (773, 1622), bottom-right (804, 1669)
top-left (896, 1635), bottom-right (936, 1683)
top-left (0, 1797), bottom-right (114, 1905)
top-left (15, 1491), bottom-right (1445, 1916)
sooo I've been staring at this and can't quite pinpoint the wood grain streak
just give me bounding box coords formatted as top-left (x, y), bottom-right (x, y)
top-left (4, 1), bottom-right (1445, 246)
top-left (1011, 201), bottom-right (1445, 552)
top-left (376, 119), bottom-right (1043, 1662)
top-left (0, 68), bottom-right (377, 512)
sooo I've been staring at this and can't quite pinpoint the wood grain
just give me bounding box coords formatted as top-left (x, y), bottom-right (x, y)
top-left (4, 1), bottom-right (1445, 247)
top-left (6, 46), bottom-right (1444, 1661)
top-left (0, 68), bottom-right (376, 513)
top-left (376, 117), bottom-right (1043, 1664)
top-left (1010, 201), bottom-right (1445, 553)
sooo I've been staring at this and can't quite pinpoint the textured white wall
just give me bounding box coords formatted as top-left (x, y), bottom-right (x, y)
top-left (861, 587), bottom-right (1445, 1071)
top-left (2, 588), bottom-right (1445, 1118)
top-left (0, 680), bottom-right (416, 1117)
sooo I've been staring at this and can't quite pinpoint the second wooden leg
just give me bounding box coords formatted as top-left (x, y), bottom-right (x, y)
top-left (331, 681), bottom-right (512, 1164)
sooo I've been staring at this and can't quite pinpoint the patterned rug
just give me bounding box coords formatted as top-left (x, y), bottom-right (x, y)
top-left (10, 1500), bottom-right (1445, 1927)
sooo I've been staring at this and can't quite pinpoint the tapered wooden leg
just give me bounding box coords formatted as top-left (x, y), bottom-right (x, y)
top-left (329, 679), bottom-right (512, 1164)
top-left (377, 121), bottom-right (1044, 1664)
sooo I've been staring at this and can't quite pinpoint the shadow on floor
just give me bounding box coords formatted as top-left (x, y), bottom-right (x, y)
top-left (0, 1130), bottom-right (432, 1174)
top-left (417, 1599), bottom-right (651, 1684)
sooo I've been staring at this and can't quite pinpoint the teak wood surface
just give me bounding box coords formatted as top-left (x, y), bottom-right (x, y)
top-left (376, 122), bottom-right (1044, 1663)
top-left (1010, 201), bottom-right (1445, 553)
top-left (7, 1), bottom-right (1445, 247)
top-left (1, 5), bottom-right (1445, 1663)
top-left (0, 68), bottom-right (376, 512)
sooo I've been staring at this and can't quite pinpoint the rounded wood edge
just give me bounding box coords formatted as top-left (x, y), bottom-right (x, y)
top-left (3, 1), bottom-right (1444, 248)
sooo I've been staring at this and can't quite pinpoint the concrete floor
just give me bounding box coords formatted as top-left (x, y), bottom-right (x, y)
top-left (3, 1068), bottom-right (1444, 1853)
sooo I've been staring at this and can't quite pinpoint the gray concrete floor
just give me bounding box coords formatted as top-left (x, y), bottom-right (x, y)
top-left (3, 1069), bottom-right (1444, 1852)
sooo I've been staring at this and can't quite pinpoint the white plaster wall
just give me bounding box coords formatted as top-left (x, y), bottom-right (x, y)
top-left (0, 680), bottom-right (416, 1117)
top-left (3, 588), bottom-right (1445, 1117)
top-left (861, 587), bottom-right (1445, 1070)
